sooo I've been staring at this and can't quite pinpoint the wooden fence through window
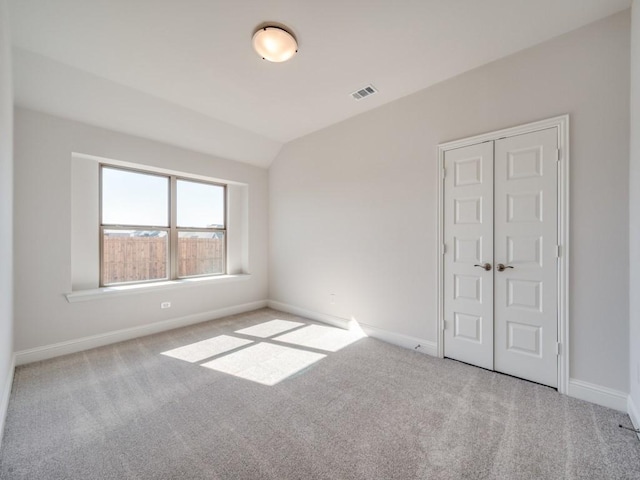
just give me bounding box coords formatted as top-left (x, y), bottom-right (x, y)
top-left (102, 236), bottom-right (224, 284)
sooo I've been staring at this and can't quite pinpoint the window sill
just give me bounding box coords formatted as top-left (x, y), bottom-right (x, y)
top-left (65, 274), bottom-right (252, 303)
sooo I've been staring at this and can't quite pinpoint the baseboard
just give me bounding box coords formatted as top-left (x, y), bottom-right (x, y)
top-left (267, 300), bottom-right (438, 357)
top-left (0, 354), bottom-right (16, 448)
top-left (628, 394), bottom-right (640, 441)
top-left (356, 322), bottom-right (438, 357)
top-left (15, 300), bottom-right (268, 366)
top-left (568, 378), bottom-right (628, 412)
top-left (267, 300), bottom-right (352, 330)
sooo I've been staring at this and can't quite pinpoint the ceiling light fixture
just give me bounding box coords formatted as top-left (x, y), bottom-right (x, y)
top-left (252, 26), bottom-right (298, 63)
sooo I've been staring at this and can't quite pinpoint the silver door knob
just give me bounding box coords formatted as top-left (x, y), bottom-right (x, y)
top-left (474, 263), bottom-right (492, 271)
top-left (496, 264), bottom-right (514, 272)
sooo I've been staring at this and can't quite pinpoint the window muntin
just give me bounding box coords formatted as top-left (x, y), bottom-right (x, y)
top-left (100, 166), bottom-right (226, 286)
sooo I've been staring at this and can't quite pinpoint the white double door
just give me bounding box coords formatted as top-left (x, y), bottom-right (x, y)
top-left (443, 128), bottom-right (558, 388)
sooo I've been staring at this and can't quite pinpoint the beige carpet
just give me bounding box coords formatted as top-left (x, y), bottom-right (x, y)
top-left (1, 308), bottom-right (639, 479)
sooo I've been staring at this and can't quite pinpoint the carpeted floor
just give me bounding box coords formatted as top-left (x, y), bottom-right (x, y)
top-left (1, 308), bottom-right (639, 479)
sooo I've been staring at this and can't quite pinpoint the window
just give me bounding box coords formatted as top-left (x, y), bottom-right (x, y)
top-left (100, 165), bottom-right (226, 286)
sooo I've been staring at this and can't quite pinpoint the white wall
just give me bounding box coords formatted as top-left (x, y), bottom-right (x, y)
top-left (0, 0), bottom-right (13, 443)
top-left (13, 48), bottom-right (283, 169)
top-left (629, 0), bottom-right (640, 426)
top-left (270, 12), bottom-right (631, 392)
top-left (13, 108), bottom-right (269, 353)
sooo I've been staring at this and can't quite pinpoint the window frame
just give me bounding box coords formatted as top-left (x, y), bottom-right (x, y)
top-left (99, 164), bottom-right (227, 287)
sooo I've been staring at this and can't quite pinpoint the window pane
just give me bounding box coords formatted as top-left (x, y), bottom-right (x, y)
top-left (178, 231), bottom-right (225, 277)
top-left (102, 230), bottom-right (168, 285)
top-left (102, 167), bottom-right (169, 227)
top-left (177, 180), bottom-right (225, 228)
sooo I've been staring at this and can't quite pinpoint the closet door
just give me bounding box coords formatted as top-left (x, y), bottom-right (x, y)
top-left (493, 128), bottom-right (558, 387)
top-left (443, 142), bottom-right (494, 370)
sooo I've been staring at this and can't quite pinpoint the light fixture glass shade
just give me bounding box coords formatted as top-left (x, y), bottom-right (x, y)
top-left (252, 27), bottom-right (297, 63)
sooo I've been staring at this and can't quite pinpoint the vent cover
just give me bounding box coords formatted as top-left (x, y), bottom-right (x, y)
top-left (351, 84), bottom-right (378, 101)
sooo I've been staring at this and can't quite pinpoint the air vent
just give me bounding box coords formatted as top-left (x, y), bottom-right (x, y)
top-left (351, 84), bottom-right (378, 101)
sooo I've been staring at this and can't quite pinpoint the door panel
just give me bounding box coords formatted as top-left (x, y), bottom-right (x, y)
top-left (444, 142), bottom-right (494, 370)
top-left (494, 128), bottom-right (558, 387)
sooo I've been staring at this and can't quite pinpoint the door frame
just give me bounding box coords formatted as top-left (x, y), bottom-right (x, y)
top-left (436, 115), bottom-right (570, 394)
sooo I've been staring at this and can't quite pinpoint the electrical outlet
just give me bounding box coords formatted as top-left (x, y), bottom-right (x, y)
top-left (329, 294), bottom-right (336, 305)
top-left (161, 302), bottom-right (171, 309)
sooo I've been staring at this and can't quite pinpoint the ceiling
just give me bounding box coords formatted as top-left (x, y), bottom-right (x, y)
top-left (9, 0), bottom-right (632, 167)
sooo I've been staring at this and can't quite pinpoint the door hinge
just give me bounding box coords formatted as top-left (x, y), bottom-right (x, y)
top-left (556, 245), bottom-right (561, 258)
top-left (442, 320), bottom-right (448, 331)
top-left (555, 148), bottom-right (561, 162)
top-left (442, 168), bottom-right (447, 179)
top-left (556, 342), bottom-right (561, 355)
top-left (441, 244), bottom-right (447, 255)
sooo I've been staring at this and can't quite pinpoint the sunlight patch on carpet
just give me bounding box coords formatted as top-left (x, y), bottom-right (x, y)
top-left (274, 324), bottom-right (365, 352)
top-left (161, 335), bottom-right (253, 363)
top-left (201, 343), bottom-right (325, 386)
top-left (234, 319), bottom-right (304, 338)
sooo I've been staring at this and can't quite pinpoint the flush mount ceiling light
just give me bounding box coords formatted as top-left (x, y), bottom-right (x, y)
top-left (252, 26), bottom-right (298, 63)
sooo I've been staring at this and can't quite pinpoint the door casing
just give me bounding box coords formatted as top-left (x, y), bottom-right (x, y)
top-left (436, 115), bottom-right (570, 394)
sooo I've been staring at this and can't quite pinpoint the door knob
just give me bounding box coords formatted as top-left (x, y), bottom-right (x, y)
top-left (496, 264), bottom-right (514, 272)
top-left (474, 263), bottom-right (492, 271)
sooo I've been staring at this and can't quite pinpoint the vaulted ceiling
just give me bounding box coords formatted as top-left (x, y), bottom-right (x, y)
top-left (9, 0), bottom-right (631, 167)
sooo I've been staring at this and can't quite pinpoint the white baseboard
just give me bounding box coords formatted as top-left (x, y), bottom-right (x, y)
top-left (267, 300), bottom-right (438, 357)
top-left (15, 300), bottom-right (268, 366)
top-left (267, 300), bottom-right (351, 330)
top-left (0, 354), bottom-right (16, 448)
top-left (628, 394), bottom-right (640, 441)
top-left (356, 322), bottom-right (438, 357)
top-left (568, 378), bottom-right (628, 412)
